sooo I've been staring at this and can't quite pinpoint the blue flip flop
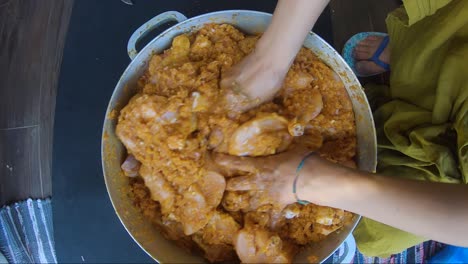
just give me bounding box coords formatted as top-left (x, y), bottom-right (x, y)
top-left (342, 32), bottom-right (390, 77)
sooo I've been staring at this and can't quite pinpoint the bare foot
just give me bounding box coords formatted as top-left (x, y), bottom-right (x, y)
top-left (353, 36), bottom-right (390, 76)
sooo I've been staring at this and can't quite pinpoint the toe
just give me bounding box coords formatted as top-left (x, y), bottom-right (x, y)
top-left (355, 61), bottom-right (385, 76)
top-left (357, 38), bottom-right (374, 47)
top-left (354, 45), bottom-right (371, 52)
top-left (353, 45), bottom-right (373, 59)
top-left (359, 40), bottom-right (381, 51)
top-left (353, 49), bottom-right (371, 60)
top-left (366, 35), bottom-right (380, 41)
top-left (359, 36), bottom-right (385, 49)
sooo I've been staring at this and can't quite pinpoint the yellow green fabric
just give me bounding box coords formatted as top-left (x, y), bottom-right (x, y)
top-left (353, 0), bottom-right (468, 257)
top-left (402, 0), bottom-right (452, 26)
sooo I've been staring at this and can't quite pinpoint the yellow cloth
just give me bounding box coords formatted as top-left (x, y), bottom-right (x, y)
top-left (354, 0), bottom-right (468, 257)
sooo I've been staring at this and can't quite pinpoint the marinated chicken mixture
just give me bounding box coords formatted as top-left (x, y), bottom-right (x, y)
top-left (116, 24), bottom-right (356, 263)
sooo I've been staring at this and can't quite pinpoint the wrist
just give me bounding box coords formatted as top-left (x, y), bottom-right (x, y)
top-left (295, 158), bottom-right (368, 208)
top-left (294, 161), bottom-right (329, 206)
top-left (254, 34), bottom-right (296, 71)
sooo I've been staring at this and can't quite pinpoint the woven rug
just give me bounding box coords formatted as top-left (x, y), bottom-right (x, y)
top-left (0, 199), bottom-right (56, 263)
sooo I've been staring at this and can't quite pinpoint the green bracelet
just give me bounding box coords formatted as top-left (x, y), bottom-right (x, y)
top-left (292, 152), bottom-right (315, 205)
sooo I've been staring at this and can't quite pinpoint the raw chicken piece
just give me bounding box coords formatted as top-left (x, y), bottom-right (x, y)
top-left (116, 94), bottom-right (167, 154)
top-left (285, 88), bottom-right (323, 137)
top-left (197, 171), bottom-right (226, 208)
top-left (197, 211), bottom-right (240, 245)
top-left (234, 226), bottom-right (295, 263)
top-left (228, 113), bottom-right (293, 157)
top-left (190, 91), bottom-right (211, 112)
top-left (190, 35), bottom-right (212, 60)
top-left (176, 184), bottom-right (213, 235)
top-left (222, 190), bottom-right (282, 226)
top-left (280, 204), bottom-right (346, 245)
top-left (176, 170), bottom-right (226, 235)
top-left (314, 207), bottom-right (347, 235)
top-left (315, 207), bottom-right (343, 226)
top-left (157, 219), bottom-right (197, 251)
top-left (208, 116), bottom-right (240, 153)
top-left (167, 135), bottom-right (186, 150)
top-left (121, 154), bottom-right (141, 177)
top-left (192, 211), bottom-right (240, 262)
top-left (116, 94), bottom-right (195, 156)
top-left (243, 205), bottom-right (287, 231)
top-left (319, 137), bottom-right (356, 163)
top-left (238, 36), bottom-right (260, 54)
top-left (192, 235), bottom-right (237, 263)
top-left (284, 70), bottom-right (315, 91)
top-left (294, 128), bottom-right (323, 151)
top-left (159, 219), bottom-right (188, 240)
top-left (161, 35), bottom-right (191, 66)
top-left (139, 165), bottom-right (176, 216)
top-left (222, 191), bottom-right (251, 212)
top-left (280, 70), bottom-right (323, 137)
top-left (315, 223), bottom-right (342, 236)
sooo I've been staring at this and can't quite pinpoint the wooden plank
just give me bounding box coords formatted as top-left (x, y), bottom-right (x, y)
top-left (0, 127), bottom-right (45, 205)
top-left (0, 0), bottom-right (73, 205)
top-left (37, 1), bottom-right (74, 186)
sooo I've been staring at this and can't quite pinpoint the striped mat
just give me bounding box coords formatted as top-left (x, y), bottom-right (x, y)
top-left (352, 241), bottom-right (445, 264)
top-left (0, 199), bottom-right (56, 263)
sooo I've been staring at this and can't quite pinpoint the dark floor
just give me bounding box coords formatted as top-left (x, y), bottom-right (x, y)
top-left (0, 0), bottom-right (399, 261)
top-left (330, 0), bottom-right (400, 50)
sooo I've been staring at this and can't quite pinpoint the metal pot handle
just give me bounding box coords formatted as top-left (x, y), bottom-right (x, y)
top-left (127, 11), bottom-right (188, 60)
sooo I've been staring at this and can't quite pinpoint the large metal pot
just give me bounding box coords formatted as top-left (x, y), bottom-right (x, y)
top-left (101, 10), bottom-right (377, 263)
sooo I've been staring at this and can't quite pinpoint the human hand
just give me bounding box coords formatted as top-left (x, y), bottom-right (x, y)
top-left (219, 48), bottom-right (292, 114)
top-left (213, 145), bottom-right (332, 210)
top-left (213, 146), bottom-right (306, 210)
top-left (213, 145), bottom-right (357, 211)
top-left (218, 0), bottom-right (330, 115)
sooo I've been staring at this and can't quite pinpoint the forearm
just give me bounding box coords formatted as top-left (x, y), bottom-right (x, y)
top-left (256, 0), bottom-right (329, 65)
top-left (348, 173), bottom-right (468, 247)
top-left (298, 164), bottom-right (468, 247)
